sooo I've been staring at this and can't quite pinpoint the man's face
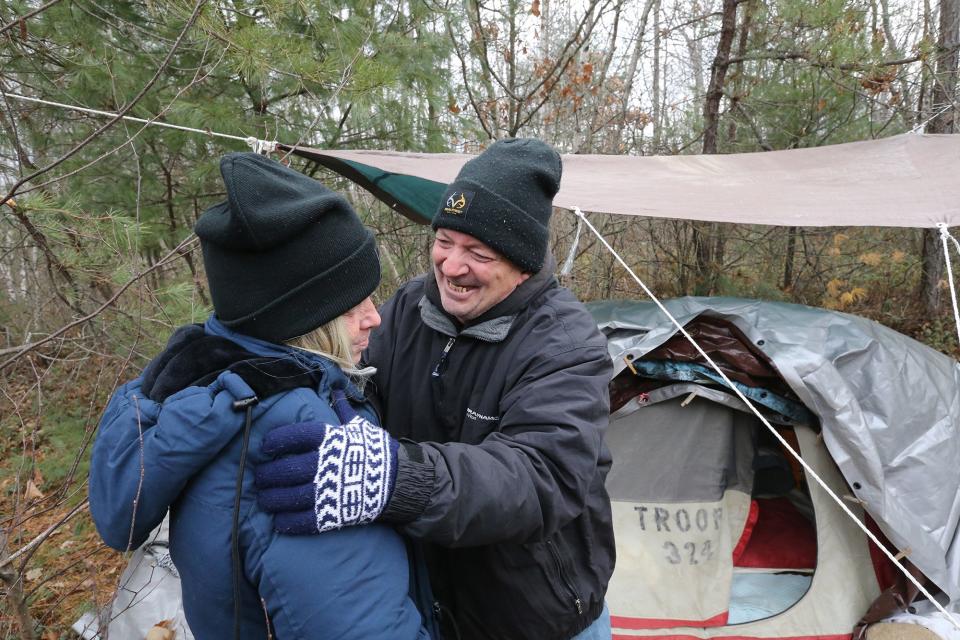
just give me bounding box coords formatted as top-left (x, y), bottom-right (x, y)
top-left (432, 228), bottom-right (530, 323)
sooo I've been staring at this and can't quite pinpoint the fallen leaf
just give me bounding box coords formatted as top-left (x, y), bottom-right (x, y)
top-left (146, 623), bottom-right (176, 640)
top-left (24, 480), bottom-right (44, 501)
top-left (26, 567), bottom-right (42, 581)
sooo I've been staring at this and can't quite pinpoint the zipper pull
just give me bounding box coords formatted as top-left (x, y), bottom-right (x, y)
top-left (432, 337), bottom-right (456, 377)
top-left (575, 598), bottom-right (583, 615)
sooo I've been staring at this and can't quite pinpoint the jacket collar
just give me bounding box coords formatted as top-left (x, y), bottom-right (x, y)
top-left (420, 255), bottom-right (558, 342)
top-left (204, 315), bottom-right (365, 401)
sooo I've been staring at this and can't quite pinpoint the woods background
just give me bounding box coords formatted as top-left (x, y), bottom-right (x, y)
top-left (1, 0), bottom-right (958, 636)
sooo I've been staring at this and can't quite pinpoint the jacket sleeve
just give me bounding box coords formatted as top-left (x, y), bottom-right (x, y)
top-left (89, 371), bottom-right (254, 551)
top-left (385, 334), bottom-right (613, 547)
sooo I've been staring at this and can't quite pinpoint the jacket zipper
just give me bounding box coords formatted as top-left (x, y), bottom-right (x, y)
top-left (546, 539), bottom-right (583, 615)
top-left (432, 600), bottom-right (463, 640)
top-left (432, 337), bottom-right (456, 378)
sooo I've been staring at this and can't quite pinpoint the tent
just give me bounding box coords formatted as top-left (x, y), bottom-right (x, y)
top-left (589, 296), bottom-right (960, 639)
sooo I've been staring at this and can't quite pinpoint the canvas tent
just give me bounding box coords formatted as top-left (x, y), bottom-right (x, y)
top-left (588, 296), bottom-right (960, 638)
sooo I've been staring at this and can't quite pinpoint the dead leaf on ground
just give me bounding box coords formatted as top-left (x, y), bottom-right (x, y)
top-left (146, 620), bottom-right (176, 640)
top-left (25, 567), bottom-right (43, 581)
top-left (25, 479), bottom-right (45, 501)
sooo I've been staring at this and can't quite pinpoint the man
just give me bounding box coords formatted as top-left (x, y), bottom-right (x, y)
top-left (256, 139), bottom-right (616, 639)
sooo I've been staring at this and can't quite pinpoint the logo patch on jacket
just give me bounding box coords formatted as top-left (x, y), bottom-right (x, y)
top-left (442, 190), bottom-right (474, 216)
top-left (465, 407), bottom-right (499, 423)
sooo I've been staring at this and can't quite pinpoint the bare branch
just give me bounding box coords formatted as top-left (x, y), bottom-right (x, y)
top-left (0, 499), bottom-right (89, 570)
top-left (0, 0), bottom-right (208, 208)
top-left (727, 42), bottom-right (959, 71)
top-left (0, 235), bottom-right (199, 370)
top-left (446, 15), bottom-right (494, 138)
top-left (0, 0), bottom-right (64, 36)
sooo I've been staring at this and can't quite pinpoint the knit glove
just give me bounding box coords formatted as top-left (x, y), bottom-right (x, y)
top-left (255, 392), bottom-right (399, 534)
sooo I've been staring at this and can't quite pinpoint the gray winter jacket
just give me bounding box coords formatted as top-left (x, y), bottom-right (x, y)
top-left (368, 261), bottom-right (616, 640)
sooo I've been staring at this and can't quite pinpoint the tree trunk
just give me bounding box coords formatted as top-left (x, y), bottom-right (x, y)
top-left (702, 0), bottom-right (739, 154)
top-left (692, 0), bottom-right (738, 295)
top-left (783, 226), bottom-right (797, 290)
top-left (616, 0), bottom-right (656, 148)
top-left (651, 0), bottom-right (662, 151)
top-left (919, 0), bottom-right (959, 314)
top-left (726, 0), bottom-right (754, 146)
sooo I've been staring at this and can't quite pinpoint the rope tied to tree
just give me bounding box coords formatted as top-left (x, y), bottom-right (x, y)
top-left (246, 137), bottom-right (277, 155)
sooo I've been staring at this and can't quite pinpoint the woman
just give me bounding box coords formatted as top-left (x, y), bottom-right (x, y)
top-left (89, 152), bottom-right (430, 639)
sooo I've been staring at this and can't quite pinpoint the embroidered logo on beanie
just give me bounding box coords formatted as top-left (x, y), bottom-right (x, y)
top-left (442, 190), bottom-right (474, 216)
top-left (432, 138), bottom-right (561, 273)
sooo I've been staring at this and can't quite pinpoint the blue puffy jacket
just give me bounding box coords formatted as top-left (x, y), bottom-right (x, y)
top-left (89, 321), bottom-right (429, 640)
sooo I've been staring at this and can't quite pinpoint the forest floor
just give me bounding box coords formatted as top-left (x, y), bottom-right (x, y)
top-left (1, 356), bottom-right (128, 639)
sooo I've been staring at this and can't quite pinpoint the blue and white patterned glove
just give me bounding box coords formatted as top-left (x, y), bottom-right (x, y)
top-left (255, 392), bottom-right (399, 535)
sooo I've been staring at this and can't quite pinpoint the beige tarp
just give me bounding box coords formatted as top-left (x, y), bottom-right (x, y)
top-left (296, 133), bottom-right (960, 228)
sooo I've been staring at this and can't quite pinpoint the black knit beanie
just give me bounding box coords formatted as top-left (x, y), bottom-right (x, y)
top-left (195, 152), bottom-right (380, 343)
top-left (432, 138), bottom-right (561, 272)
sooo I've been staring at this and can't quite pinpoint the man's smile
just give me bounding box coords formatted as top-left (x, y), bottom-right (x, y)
top-left (445, 278), bottom-right (476, 296)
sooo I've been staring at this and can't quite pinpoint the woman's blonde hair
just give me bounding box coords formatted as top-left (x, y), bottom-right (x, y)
top-left (285, 315), bottom-right (356, 371)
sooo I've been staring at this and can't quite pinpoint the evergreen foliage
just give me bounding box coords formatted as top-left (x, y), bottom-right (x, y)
top-left (0, 0), bottom-right (957, 635)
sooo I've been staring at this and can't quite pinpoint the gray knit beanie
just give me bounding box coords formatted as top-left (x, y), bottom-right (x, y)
top-left (432, 138), bottom-right (561, 272)
top-left (195, 152), bottom-right (380, 342)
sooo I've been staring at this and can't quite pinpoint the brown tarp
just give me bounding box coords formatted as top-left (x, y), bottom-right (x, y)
top-left (292, 133), bottom-right (960, 228)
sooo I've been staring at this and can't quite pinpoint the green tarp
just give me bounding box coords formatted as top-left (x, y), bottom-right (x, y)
top-left (285, 146), bottom-right (444, 224)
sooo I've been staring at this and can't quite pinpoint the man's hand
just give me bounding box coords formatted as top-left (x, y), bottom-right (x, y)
top-left (255, 415), bottom-right (399, 534)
